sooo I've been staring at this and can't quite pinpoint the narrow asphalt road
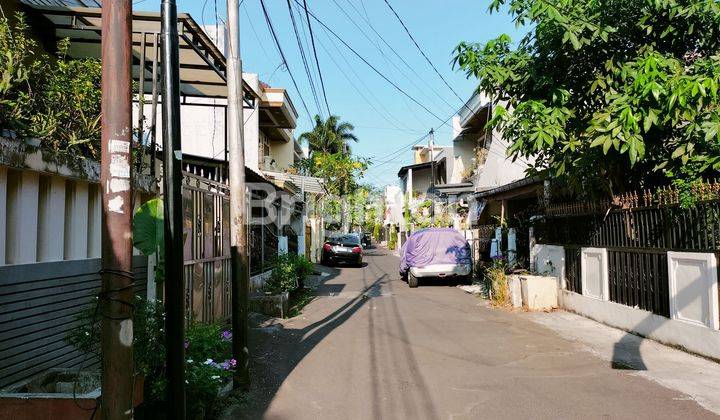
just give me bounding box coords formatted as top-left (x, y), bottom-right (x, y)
top-left (227, 246), bottom-right (717, 419)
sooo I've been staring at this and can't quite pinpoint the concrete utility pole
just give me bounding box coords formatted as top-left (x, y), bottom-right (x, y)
top-left (99, 0), bottom-right (134, 418)
top-left (226, 0), bottom-right (251, 389)
top-left (429, 128), bottom-right (435, 225)
top-left (160, 0), bottom-right (186, 417)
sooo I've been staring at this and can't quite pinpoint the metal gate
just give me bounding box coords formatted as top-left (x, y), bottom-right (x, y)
top-left (182, 170), bottom-right (231, 324)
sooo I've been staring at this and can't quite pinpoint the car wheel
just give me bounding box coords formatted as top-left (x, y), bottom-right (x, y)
top-left (408, 272), bottom-right (418, 288)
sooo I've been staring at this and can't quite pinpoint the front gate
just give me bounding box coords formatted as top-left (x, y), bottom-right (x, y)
top-left (182, 170), bottom-right (231, 323)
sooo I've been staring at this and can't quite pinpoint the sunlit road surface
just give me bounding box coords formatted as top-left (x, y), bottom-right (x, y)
top-left (229, 246), bottom-right (716, 420)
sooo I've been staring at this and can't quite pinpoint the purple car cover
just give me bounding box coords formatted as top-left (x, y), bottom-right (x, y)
top-left (399, 228), bottom-right (471, 274)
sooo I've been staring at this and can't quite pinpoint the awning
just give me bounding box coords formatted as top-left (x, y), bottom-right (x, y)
top-left (22, 3), bottom-right (257, 102)
top-left (474, 177), bottom-right (543, 201)
top-left (434, 182), bottom-right (475, 196)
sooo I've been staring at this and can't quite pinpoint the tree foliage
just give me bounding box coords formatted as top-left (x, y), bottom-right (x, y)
top-left (0, 13), bottom-right (102, 159)
top-left (302, 151), bottom-right (369, 196)
top-left (298, 114), bottom-right (359, 155)
top-left (454, 0), bottom-right (720, 196)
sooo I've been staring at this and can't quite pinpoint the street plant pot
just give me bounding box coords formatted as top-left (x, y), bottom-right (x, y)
top-left (249, 291), bottom-right (290, 318)
top-left (0, 369), bottom-right (144, 420)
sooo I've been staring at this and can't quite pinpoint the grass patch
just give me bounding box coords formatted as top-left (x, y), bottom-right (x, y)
top-left (287, 288), bottom-right (316, 318)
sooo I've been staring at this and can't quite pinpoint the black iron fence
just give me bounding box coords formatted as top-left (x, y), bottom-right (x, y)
top-left (564, 246), bottom-right (581, 293)
top-left (607, 248), bottom-right (670, 317)
top-left (538, 183), bottom-right (720, 317)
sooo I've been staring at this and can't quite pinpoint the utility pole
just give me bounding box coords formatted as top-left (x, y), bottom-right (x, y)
top-left (227, 0), bottom-right (251, 389)
top-left (161, 0), bottom-right (186, 417)
top-left (99, 0), bottom-right (134, 418)
top-left (429, 128), bottom-right (435, 226)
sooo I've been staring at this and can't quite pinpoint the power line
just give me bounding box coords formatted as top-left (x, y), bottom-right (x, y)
top-left (259, 0), bottom-right (313, 122)
top-left (285, 0), bottom-right (324, 118)
top-left (315, 28), bottom-right (418, 134)
top-left (330, 0), bottom-right (456, 116)
top-left (302, 0), bottom-right (331, 117)
top-left (382, 0), bottom-right (466, 105)
top-left (292, 0), bottom-right (450, 127)
top-left (341, 0), bottom-right (458, 113)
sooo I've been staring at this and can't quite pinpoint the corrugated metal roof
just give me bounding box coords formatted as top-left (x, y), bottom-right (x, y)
top-left (20, 2), bottom-right (257, 100)
top-left (262, 171), bottom-right (325, 195)
top-left (22, 0), bottom-right (101, 6)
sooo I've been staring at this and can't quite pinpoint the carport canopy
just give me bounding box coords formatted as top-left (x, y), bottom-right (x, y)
top-left (21, 2), bottom-right (258, 102)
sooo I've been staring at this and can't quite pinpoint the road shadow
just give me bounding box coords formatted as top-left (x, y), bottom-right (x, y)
top-left (223, 266), bottom-right (381, 419)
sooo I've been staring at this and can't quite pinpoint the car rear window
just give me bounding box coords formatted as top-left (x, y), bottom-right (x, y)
top-left (331, 235), bottom-right (361, 245)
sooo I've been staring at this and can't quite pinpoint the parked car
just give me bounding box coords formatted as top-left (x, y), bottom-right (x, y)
top-left (322, 234), bottom-right (363, 266)
top-left (361, 232), bottom-right (371, 247)
top-left (399, 228), bottom-right (472, 288)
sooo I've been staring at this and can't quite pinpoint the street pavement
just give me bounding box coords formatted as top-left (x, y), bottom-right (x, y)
top-left (224, 246), bottom-right (718, 419)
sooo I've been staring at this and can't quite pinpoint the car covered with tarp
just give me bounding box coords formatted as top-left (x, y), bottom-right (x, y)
top-left (399, 228), bottom-right (472, 288)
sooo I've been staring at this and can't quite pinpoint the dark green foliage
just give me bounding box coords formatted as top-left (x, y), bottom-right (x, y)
top-left (0, 13), bottom-right (102, 159)
top-left (264, 253), bottom-right (314, 294)
top-left (67, 297), bottom-right (234, 418)
top-left (454, 0), bottom-right (720, 198)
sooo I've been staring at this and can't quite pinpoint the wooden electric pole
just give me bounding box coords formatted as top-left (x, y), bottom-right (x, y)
top-left (160, 0), bottom-right (186, 417)
top-left (99, 0), bottom-right (135, 418)
top-left (226, 0), bottom-right (251, 389)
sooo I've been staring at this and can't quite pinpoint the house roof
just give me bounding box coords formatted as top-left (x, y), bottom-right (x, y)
top-left (22, 3), bottom-right (257, 101)
top-left (474, 177), bottom-right (542, 200)
top-left (262, 171), bottom-right (325, 195)
top-left (397, 157), bottom-right (446, 178)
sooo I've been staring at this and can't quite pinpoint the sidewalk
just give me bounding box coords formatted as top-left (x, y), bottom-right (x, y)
top-left (524, 309), bottom-right (720, 415)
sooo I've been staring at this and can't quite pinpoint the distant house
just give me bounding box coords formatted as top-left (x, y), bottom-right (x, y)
top-left (397, 144), bottom-right (452, 201)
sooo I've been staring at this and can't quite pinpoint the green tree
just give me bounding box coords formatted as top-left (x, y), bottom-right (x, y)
top-left (299, 114), bottom-right (359, 155)
top-left (454, 0), bottom-right (720, 197)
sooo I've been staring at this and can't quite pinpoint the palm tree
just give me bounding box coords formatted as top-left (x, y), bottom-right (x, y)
top-left (299, 115), bottom-right (358, 156)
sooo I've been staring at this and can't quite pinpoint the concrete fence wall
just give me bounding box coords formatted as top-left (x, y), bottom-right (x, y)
top-left (533, 244), bottom-right (720, 360)
top-left (0, 166), bottom-right (107, 266)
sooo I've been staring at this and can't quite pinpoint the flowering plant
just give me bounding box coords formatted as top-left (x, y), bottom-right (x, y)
top-left (68, 297), bottom-right (235, 417)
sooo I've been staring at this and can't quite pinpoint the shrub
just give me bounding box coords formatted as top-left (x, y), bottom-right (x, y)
top-left (67, 297), bottom-right (234, 418)
top-left (264, 253), bottom-right (314, 294)
top-left (372, 223), bottom-right (380, 241)
top-left (484, 256), bottom-right (512, 306)
top-left (0, 13), bottom-right (102, 159)
top-left (388, 229), bottom-right (398, 250)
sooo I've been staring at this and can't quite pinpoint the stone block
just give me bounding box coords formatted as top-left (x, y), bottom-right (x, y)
top-left (249, 291), bottom-right (289, 318)
top-left (508, 275), bottom-right (523, 308)
top-left (520, 275), bottom-right (558, 310)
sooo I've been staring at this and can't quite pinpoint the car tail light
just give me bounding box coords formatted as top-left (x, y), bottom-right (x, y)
top-left (323, 243), bottom-right (332, 251)
top-left (352, 246), bottom-right (362, 254)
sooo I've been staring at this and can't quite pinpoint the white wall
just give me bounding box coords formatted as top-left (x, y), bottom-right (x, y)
top-left (384, 185), bottom-right (403, 226)
top-left (269, 138), bottom-right (295, 172)
top-left (668, 252), bottom-right (719, 330)
top-left (131, 72), bottom-right (262, 171)
top-left (1, 168), bottom-right (104, 266)
top-left (474, 132), bottom-right (531, 191)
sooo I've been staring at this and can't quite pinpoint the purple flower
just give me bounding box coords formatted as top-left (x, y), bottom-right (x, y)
top-left (183, 340), bottom-right (189, 349)
top-left (221, 330), bottom-right (232, 341)
top-left (219, 358), bottom-right (237, 371)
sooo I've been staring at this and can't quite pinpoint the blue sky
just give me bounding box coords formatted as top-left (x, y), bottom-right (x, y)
top-left (137, 0), bottom-right (526, 187)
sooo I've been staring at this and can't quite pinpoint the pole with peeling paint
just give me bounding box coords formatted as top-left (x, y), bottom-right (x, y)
top-left (161, 0), bottom-right (186, 416)
top-left (99, 0), bottom-right (135, 418)
top-left (226, 0), bottom-right (251, 389)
